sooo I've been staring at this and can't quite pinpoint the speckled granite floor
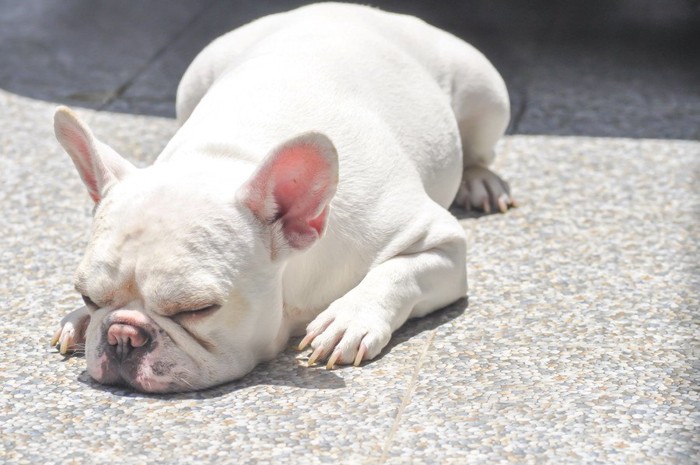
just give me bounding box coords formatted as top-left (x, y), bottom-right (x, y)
top-left (1, 87), bottom-right (698, 463)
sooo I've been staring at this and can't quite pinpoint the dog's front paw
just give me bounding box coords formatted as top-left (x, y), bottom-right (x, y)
top-left (50, 306), bottom-right (91, 355)
top-left (298, 303), bottom-right (392, 370)
top-left (454, 166), bottom-right (517, 213)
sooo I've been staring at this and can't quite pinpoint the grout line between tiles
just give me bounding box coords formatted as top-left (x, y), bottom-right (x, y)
top-left (376, 329), bottom-right (437, 464)
top-left (92, 0), bottom-right (217, 117)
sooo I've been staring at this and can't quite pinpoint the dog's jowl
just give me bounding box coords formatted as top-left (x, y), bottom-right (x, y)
top-left (51, 3), bottom-right (513, 392)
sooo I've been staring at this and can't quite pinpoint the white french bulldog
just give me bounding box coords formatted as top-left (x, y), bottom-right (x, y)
top-left (51, 2), bottom-right (513, 393)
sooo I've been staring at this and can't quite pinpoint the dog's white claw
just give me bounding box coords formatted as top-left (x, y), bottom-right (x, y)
top-left (326, 351), bottom-right (341, 370)
top-left (298, 333), bottom-right (314, 351)
top-left (50, 328), bottom-right (61, 347)
top-left (52, 306), bottom-right (91, 356)
top-left (59, 334), bottom-right (71, 355)
top-left (498, 196), bottom-right (508, 213)
top-left (354, 344), bottom-right (367, 367)
top-left (308, 346), bottom-right (324, 366)
top-left (482, 199), bottom-right (491, 214)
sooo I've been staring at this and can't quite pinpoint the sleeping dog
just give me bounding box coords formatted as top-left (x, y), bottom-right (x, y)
top-left (51, 2), bottom-right (513, 392)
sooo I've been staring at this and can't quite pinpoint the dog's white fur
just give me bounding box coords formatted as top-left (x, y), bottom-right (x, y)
top-left (52, 3), bottom-right (511, 392)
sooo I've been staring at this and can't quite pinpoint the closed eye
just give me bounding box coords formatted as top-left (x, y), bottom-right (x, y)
top-left (82, 295), bottom-right (99, 311)
top-left (173, 304), bottom-right (221, 322)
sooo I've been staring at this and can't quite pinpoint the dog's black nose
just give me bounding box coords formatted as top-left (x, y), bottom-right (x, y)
top-left (107, 323), bottom-right (149, 362)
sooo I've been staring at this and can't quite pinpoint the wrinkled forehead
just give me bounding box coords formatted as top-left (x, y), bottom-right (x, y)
top-left (76, 229), bottom-right (232, 308)
top-left (95, 190), bottom-right (234, 262)
top-left (78, 167), bottom-right (255, 308)
top-left (110, 165), bottom-right (235, 220)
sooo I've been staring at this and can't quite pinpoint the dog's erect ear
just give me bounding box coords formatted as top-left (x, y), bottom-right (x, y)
top-left (239, 132), bottom-right (339, 253)
top-left (54, 106), bottom-right (136, 203)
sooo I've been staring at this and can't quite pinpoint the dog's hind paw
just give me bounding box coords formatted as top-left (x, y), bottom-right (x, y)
top-left (298, 303), bottom-right (391, 370)
top-left (454, 166), bottom-right (517, 213)
top-left (51, 306), bottom-right (91, 356)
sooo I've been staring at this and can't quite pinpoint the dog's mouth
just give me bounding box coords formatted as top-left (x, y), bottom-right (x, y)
top-left (88, 319), bottom-right (200, 393)
top-left (92, 345), bottom-right (193, 393)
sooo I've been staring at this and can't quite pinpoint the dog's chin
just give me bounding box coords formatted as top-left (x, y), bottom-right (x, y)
top-left (87, 351), bottom-right (204, 394)
top-left (124, 373), bottom-right (182, 394)
top-left (97, 366), bottom-right (248, 394)
top-left (86, 349), bottom-right (258, 393)
top-left (90, 363), bottom-right (202, 393)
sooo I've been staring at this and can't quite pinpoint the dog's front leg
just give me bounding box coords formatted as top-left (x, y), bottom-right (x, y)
top-left (299, 225), bottom-right (467, 369)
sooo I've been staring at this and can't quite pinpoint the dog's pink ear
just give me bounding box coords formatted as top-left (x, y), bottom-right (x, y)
top-left (54, 106), bottom-right (135, 203)
top-left (239, 132), bottom-right (339, 253)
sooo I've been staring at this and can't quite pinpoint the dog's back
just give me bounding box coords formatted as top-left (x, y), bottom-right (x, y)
top-left (165, 2), bottom-right (502, 208)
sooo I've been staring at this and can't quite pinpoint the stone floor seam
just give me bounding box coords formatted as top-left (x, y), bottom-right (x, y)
top-left (95, 1), bottom-right (216, 114)
top-left (378, 329), bottom-right (437, 464)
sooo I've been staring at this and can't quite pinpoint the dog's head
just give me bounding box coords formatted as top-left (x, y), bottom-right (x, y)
top-left (54, 107), bottom-right (338, 392)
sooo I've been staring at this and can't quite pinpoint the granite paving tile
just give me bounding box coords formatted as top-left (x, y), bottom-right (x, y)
top-left (385, 136), bottom-right (700, 463)
top-left (1, 67), bottom-right (699, 465)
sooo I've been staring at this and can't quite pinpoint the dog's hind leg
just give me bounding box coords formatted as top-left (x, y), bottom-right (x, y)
top-left (437, 34), bottom-right (515, 213)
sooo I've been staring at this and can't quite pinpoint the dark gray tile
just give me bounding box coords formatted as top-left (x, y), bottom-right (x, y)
top-left (5, 0), bottom-right (697, 139)
top-left (513, 0), bottom-right (700, 139)
top-left (384, 134), bottom-right (700, 464)
top-left (0, 0), bottom-right (213, 109)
